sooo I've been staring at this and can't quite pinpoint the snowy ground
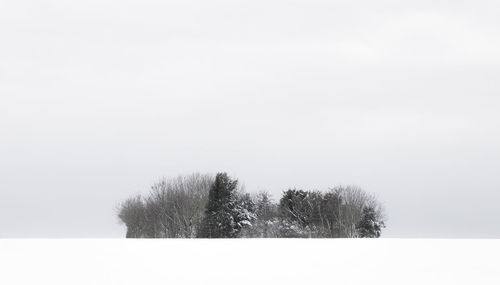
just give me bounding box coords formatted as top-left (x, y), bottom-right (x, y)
top-left (0, 239), bottom-right (498, 285)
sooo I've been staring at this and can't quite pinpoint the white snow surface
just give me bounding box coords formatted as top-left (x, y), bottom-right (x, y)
top-left (0, 239), bottom-right (498, 285)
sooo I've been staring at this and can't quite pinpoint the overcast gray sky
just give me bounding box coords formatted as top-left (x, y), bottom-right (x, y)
top-left (1, 0), bottom-right (499, 238)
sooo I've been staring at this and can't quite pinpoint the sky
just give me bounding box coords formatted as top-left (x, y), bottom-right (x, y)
top-left (1, 0), bottom-right (499, 238)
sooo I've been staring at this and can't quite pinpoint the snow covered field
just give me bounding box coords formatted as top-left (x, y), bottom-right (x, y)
top-left (0, 239), bottom-right (498, 285)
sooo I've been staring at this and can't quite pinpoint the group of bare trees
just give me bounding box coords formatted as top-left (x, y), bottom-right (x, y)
top-left (117, 173), bottom-right (385, 238)
top-left (118, 173), bottom-right (213, 238)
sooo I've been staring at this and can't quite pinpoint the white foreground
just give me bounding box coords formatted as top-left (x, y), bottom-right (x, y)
top-left (0, 239), bottom-right (498, 285)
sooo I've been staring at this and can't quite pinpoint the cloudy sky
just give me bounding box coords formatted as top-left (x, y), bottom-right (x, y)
top-left (1, 0), bottom-right (499, 237)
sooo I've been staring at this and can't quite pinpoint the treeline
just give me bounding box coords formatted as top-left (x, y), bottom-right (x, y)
top-left (117, 172), bottom-right (385, 238)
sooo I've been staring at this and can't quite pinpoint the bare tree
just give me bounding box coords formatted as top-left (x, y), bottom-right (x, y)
top-left (332, 186), bottom-right (385, 238)
top-left (117, 195), bottom-right (146, 238)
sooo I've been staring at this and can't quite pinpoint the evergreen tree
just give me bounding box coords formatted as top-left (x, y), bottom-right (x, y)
top-left (279, 189), bottom-right (310, 227)
top-left (278, 189), bottom-right (312, 237)
top-left (356, 206), bottom-right (384, 238)
top-left (198, 173), bottom-right (254, 238)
